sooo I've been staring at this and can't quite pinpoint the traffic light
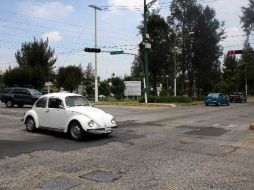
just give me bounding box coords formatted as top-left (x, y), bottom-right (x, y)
top-left (84, 48), bottom-right (101, 53)
top-left (228, 50), bottom-right (243, 55)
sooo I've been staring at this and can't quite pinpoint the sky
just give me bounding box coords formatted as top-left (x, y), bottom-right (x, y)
top-left (0, 0), bottom-right (251, 79)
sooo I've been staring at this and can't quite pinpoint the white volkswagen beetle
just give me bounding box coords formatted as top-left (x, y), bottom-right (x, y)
top-left (23, 93), bottom-right (118, 140)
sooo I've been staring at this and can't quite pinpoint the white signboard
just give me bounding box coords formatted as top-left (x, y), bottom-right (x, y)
top-left (124, 81), bottom-right (141, 96)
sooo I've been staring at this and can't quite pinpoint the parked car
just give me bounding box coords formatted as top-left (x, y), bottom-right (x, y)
top-left (204, 93), bottom-right (230, 106)
top-left (229, 92), bottom-right (247, 103)
top-left (23, 92), bottom-right (118, 140)
top-left (0, 87), bottom-right (42, 107)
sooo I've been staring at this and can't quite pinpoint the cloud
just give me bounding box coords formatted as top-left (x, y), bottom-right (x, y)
top-left (43, 31), bottom-right (62, 42)
top-left (20, 1), bottom-right (74, 19)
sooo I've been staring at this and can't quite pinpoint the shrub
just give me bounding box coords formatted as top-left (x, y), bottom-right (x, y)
top-left (191, 96), bottom-right (204, 101)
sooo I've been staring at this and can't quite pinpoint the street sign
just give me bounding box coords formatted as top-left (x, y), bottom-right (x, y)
top-left (110, 51), bottom-right (124, 55)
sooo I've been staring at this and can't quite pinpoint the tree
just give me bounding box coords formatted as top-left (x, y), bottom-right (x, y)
top-left (3, 38), bottom-right (57, 89)
top-left (168, 0), bottom-right (224, 96)
top-left (15, 38), bottom-right (56, 80)
top-left (99, 80), bottom-right (110, 96)
top-left (84, 63), bottom-right (95, 96)
top-left (239, 42), bottom-right (254, 95)
top-left (221, 55), bottom-right (240, 94)
top-left (56, 65), bottom-right (84, 92)
top-left (241, 0), bottom-right (254, 35)
top-left (131, 51), bottom-right (144, 79)
top-left (168, 0), bottom-right (199, 95)
top-left (3, 66), bottom-right (46, 89)
top-left (110, 77), bottom-right (125, 100)
top-left (191, 6), bottom-right (224, 96)
top-left (133, 10), bottom-right (172, 96)
top-left (0, 74), bottom-right (3, 90)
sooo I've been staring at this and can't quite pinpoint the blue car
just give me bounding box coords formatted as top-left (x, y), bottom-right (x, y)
top-left (204, 93), bottom-right (230, 106)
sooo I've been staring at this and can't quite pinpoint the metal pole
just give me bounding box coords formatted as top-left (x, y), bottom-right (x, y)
top-left (174, 49), bottom-right (177, 96)
top-left (89, 5), bottom-right (101, 103)
top-left (144, 0), bottom-right (149, 104)
top-left (94, 8), bottom-right (98, 102)
top-left (245, 63), bottom-right (248, 96)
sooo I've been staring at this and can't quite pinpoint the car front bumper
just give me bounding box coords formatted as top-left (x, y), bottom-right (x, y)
top-left (86, 125), bottom-right (118, 134)
top-left (205, 100), bottom-right (218, 105)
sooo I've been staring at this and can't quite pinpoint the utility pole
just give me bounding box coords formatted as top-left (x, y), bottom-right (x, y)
top-left (143, 0), bottom-right (149, 104)
top-left (89, 5), bottom-right (102, 103)
top-left (143, 0), bottom-right (156, 104)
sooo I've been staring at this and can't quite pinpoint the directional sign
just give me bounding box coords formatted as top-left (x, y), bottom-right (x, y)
top-left (110, 51), bottom-right (124, 55)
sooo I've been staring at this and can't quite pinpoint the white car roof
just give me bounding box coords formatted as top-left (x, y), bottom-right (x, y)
top-left (41, 92), bottom-right (82, 99)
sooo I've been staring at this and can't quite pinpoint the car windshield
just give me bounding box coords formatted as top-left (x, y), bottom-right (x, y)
top-left (29, 89), bottom-right (42, 95)
top-left (207, 93), bottom-right (219, 98)
top-left (65, 96), bottom-right (90, 107)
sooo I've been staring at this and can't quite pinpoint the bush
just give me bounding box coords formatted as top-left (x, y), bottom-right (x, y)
top-left (139, 96), bottom-right (192, 103)
top-left (191, 96), bottom-right (204, 101)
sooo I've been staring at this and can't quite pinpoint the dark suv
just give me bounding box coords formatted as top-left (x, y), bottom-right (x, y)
top-left (0, 87), bottom-right (42, 107)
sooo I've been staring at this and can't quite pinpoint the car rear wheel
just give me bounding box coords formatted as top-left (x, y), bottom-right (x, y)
top-left (69, 121), bottom-right (85, 140)
top-left (26, 116), bottom-right (36, 132)
top-left (5, 99), bottom-right (14, 108)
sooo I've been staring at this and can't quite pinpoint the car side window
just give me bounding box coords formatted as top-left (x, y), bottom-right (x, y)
top-left (21, 89), bottom-right (31, 95)
top-left (35, 97), bottom-right (47, 108)
top-left (48, 98), bottom-right (64, 109)
top-left (13, 89), bottom-right (22, 94)
top-left (2, 88), bottom-right (11, 93)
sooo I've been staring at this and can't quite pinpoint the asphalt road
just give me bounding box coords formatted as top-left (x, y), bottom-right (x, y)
top-left (0, 101), bottom-right (254, 189)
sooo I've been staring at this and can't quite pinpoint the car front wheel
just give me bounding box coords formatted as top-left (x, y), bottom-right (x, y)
top-left (69, 121), bottom-right (85, 140)
top-left (5, 99), bottom-right (14, 108)
top-left (26, 116), bottom-right (36, 132)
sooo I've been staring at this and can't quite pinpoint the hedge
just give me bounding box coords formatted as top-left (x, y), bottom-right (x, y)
top-left (139, 96), bottom-right (193, 103)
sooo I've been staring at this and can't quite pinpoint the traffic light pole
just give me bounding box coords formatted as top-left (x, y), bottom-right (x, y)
top-left (143, 0), bottom-right (156, 104)
top-left (89, 5), bottom-right (102, 103)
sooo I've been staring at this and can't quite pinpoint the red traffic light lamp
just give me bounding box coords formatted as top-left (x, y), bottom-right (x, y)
top-left (84, 48), bottom-right (101, 53)
top-left (228, 50), bottom-right (243, 55)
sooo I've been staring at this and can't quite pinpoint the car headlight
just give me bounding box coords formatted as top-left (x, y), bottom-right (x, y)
top-left (88, 120), bottom-right (94, 127)
top-left (111, 118), bottom-right (116, 125)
